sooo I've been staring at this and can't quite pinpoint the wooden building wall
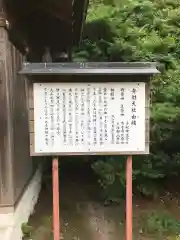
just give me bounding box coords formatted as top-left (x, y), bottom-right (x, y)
top-left (0, 19), bottom-right (32, 207)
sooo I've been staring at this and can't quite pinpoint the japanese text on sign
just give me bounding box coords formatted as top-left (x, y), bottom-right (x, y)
top-left (33, 82), bottom-right (146, 154)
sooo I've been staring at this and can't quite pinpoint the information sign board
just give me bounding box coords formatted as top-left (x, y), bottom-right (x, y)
top-left (33, 82), bottom-right (146, 154)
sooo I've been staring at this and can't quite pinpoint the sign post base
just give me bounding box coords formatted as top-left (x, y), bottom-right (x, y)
top-left (126, 155), bottom-right (132, 240)
top-left (52, 157), bottom-right (60, 240)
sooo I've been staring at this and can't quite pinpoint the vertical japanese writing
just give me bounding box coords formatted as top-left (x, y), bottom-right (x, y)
top-left (131, 88), bottom-right (137, 126)
top-left (87, 86), bottom-right (91, 145)
top-left (37, 82), bottom-right (144, 153)
top-left (44, 88), bottom-right (49, 146)
top-left (62, 89), bottom-right (67, 144)
top-left (80, 88), bottom-right (85, 144)
top-left (120, 88), bottom-right (124, 100)
top-left (116, 121), bottom-right (120, 144)
top-left (50, 88), bottom-right (55, 146)
top-left (92, 88), bottom-right (97, 145)
top-left (104, 87), bottom-right (108, 142)
top-left (56, 88), bottom-right (60, 136)
top-left (110, 88), bottom-right (115, 100)
top-left (120, 121), bottom-right (124, 144)
top-left (74, 88), bottom-right (79, 145)
top-left (110, 88), bottom-right (115, 144)
top-left (125, 121), bottom-right (129, 144)
top-left (120, 87), bottom-right (124, 117)
top-left (68, 88), bottom-right (73, 145)
top-left (111, 115), bottom-right (115, 144)
top-left (98, 87), bottom-right (103, 145)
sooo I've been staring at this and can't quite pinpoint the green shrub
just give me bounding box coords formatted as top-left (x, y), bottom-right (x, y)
top-left (139, 211), bottom-right (180, 236)
top-left (74, 0), bottom-right (180, 201)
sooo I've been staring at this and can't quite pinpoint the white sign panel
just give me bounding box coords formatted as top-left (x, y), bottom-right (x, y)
top-left (33, 82), bottom-right (146, 154)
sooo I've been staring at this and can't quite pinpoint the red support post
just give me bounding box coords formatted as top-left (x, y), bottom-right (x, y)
top-left (126, 155), bottom-right (132, 240)
top-left (52, 157), bottom-right (60, 240)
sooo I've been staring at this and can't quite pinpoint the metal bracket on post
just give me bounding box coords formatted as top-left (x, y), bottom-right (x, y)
top-left (52, 157), bottom-right (60, 240)
top-left (126, 155), bottom-right (132, 240)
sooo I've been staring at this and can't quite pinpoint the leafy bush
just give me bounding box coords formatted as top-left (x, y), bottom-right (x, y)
top-left (139, 211), bottom-right (180, 236)
top-left (74, 0), bottom-right (180, 201)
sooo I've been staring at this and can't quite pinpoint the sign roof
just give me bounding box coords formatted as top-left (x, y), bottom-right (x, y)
top-left (19, 62), bottom-right (159, 75)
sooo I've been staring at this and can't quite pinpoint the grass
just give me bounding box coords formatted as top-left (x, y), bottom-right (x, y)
top-left (136, 210), bottom-right (180, 239)
top-left (140, 211), bottom-right (180, 235)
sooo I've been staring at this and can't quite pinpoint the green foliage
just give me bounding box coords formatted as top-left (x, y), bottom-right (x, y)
top-left (74, 0), bottom-right (180, 201)
top-left (139, 211), bottom-right (180, 236)
top-left (92, 157), bottom-right (127, 202)
top-left (21, 222), bottom-right (33, 239)
top-left (21, 217), bottom-right (53, 240)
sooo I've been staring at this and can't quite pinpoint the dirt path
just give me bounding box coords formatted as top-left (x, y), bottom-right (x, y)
top-left (26, 164), bottom-right (180, 240)
top-left (28, 170), bottom-right (125, 240)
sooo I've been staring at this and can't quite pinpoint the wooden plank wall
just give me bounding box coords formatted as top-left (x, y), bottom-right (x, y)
top-left (0, 21), bottom-right (32, 207)
top-left (0, 18), bottom-right (14, 205)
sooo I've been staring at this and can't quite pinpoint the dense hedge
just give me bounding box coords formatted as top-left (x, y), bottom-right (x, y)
top-left (73, 0), bottom-right (180, 202)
